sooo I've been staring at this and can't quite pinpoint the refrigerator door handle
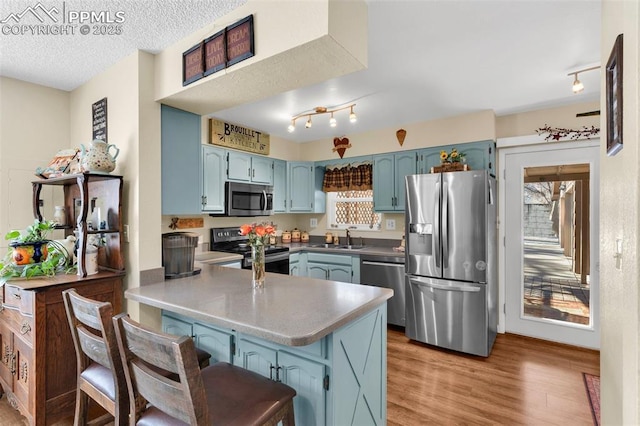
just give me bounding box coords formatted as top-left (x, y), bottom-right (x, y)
top-left (442, 181), bottom-right (449, 269)
top-left (408, 276), bottom-right (481, 293)
top-left (434, 181), bottom-right (441, 268)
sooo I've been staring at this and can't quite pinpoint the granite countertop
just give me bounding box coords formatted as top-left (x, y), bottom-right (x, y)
top-left (125, 265), bottom-right (392, 347)
top-left (195, 251), bottom-right (243, 264)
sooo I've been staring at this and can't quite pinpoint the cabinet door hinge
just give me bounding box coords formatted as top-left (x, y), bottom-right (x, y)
top-left (323, 374), bottom-right (330, 391)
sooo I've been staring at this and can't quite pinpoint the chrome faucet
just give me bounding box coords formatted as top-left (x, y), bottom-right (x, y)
top-left (345, 229), bottom-right (351, 246)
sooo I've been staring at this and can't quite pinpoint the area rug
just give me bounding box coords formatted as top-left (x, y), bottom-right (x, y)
top-left (583, 372), bottom-right (600, 426)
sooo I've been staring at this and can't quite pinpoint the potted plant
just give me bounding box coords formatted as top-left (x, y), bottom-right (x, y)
top-left (0, 219), bottom-right (73, 281)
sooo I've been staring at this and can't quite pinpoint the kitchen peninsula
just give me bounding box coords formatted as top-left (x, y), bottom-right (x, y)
top-left (125, 265), bottom-right (392, 425)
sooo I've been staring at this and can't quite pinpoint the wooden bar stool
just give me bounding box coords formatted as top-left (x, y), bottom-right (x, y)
top-left (63, 289), bottom-right (212, 426)
top-left (63, 288), bottom-right (129, 426)
top-left (113, 313), bottom-right (297, 426)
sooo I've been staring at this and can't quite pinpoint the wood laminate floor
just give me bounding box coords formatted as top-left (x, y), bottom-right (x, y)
top-left (0, 327), bottom-right (599, 425)
top-left (387, 327), bottom-right (600, 425)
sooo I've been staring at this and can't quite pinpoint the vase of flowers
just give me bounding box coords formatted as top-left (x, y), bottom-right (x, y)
top-left (432, 148), bottom-right (468, 173)
top-left (239, 223), bottom-right (276, 289)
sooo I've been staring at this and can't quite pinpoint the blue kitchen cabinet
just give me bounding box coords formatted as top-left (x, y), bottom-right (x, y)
top-left (161, 105), bottom-right (202, 215)
top-left (288, 162), bottom-right (325, 213)
top-left (373, 151), bottom-right (417, 212)
top-left (329, 305), bottom-right (387, 425)
top-left (227, 151), bottom-right (274, 185)
top-left (193, 323), bottom-right (235, 364)
top-left (289, 252), bottom-right (301, 276)
top-left (202, 145), bottom-right (226, 213)
top-left (419, 140), bottom-right (496, 176)
top-left (227, 151), bottom-right (252, 182)
top-left (161, 302), bottom-right (387, 426)
top-left (238, 336), bottom-right (326, 426)
top-left (273, 159), bottom-right (287, 212)
top-left (306, 253), bottom-right (355, 283)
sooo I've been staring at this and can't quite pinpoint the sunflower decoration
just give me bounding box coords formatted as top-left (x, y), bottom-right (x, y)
top-left (440, 148), bottom-right (465, 164)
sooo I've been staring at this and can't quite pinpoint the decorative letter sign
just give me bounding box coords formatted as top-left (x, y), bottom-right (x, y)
top-left (210, 119), bottom-right (270, 155)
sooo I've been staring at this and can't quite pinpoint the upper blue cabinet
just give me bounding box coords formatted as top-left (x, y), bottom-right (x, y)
top-left (287, 162), bottom-right (325, 213)
top-left (161, 105), bottom-right (203, 215)
top-left (373, 151), bottom-right (417, 212)
top-left (227, 151), bottom-right (274, 185)
top-left (418, 140), bottom-right (496, 176)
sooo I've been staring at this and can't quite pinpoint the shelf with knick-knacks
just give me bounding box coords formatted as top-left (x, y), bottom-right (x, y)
top-left (32, 172), bottom-right (124, 277)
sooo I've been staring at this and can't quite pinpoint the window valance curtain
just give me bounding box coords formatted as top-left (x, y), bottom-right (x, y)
top-left (322, 162), bottom-right (373, 192)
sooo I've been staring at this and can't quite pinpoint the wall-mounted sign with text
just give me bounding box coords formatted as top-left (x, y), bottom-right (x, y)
top-left (183, 15), bottom-right (255, 86)
top-left (210, 119), bottom-right (270, 155)
top-left (92, 98), bottom-right (108, 142)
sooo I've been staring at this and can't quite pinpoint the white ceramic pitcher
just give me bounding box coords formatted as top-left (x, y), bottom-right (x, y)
top-left (80, 139), bottom-right (119, 173)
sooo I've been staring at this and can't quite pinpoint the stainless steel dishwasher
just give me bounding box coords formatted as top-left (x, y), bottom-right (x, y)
top-left (360, 255), bottom-right (406, 326)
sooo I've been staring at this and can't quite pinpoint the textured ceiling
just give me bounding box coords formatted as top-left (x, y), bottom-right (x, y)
top-left (0, 0), bottom-right (247, 90)
top-left (0, 0), bottom-right (602, 144)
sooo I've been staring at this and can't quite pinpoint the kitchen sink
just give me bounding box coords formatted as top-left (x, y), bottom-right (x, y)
top-left (306, 244), bottom-right (366, 250)
top-left (335, 245), bottom-right (366, 250)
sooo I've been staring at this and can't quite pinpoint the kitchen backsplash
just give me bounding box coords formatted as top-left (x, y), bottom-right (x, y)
top-left (161, 212), bottom-right (405, 250)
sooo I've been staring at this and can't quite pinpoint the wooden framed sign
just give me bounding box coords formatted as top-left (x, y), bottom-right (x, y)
top-left (92, 97), bottom-right (107, 142)
top-left (182, 42), bottom-right (204, 86)
top-left (210, 119), bottom-right (270, 155)
top-left (226, 15), bottom-right (254, 67)
top-left (204, 29), bottom-right (226, 77)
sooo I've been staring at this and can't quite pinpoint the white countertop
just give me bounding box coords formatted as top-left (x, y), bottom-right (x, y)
top-left (126, 265), bottom-right (392, 347)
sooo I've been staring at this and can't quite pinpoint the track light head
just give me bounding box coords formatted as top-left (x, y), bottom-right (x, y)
top-left (572, 73), bottom-right (584, 93)
top-left (349, 106), bottom-right (357, 123)
top-left (305, 116), bottom-right (312, 128)
top-left (329, 112), bottom-right (337, 127)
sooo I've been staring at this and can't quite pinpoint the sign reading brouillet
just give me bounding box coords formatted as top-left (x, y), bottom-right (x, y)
top-left (210, 119), bottom-right (270, 155)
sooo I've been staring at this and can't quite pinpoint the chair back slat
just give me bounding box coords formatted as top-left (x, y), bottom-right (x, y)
top-left (130, 360), bottom-right (194, 424)
top-left (113, 314), bottom-right (211, 425)
top-left (67, 292), bottom-right (109, 331)
top-left (78, 326), bottom-right (111, 368)
top-left (62, 288), bottom-right (129, 425)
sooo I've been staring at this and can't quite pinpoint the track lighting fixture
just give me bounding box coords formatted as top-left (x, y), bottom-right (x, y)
top-left (567, 65), bottom-right (600, 94)
top-left (287, 103), bottom-right (357, 132)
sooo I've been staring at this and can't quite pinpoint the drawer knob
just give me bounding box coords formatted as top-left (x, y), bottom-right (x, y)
top-left (12, 293), bottom-right (21, 300)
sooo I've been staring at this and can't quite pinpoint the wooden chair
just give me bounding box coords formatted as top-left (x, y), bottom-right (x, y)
top-left (63, 288), bottom-right (129, 426)
top-left (113, 313), bottom-right (297, 426)
top-left (63, 289), bottom-right (213, 426)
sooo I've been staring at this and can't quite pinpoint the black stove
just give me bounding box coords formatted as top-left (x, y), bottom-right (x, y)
top-left (210, 227), bottom-right (290, 274)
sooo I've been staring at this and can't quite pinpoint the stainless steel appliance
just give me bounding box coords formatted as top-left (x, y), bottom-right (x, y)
top-left (162, 232), bottom-right (201, 279)
top-left (210, 227), bottom-right (289, 274)
top-left (221, 182), bottom-right (273, 217)
top-left (405, 169), bottom-right (497, 357)
top-left (360, 255), bottom-right (406, 326)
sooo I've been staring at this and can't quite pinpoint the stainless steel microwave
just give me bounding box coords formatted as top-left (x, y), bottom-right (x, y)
top-left (224, 182), bottom-right (273, 216)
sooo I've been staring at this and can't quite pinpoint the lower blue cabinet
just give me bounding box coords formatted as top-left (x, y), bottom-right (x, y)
top-left (194, 323), bottom-right (234, 364)
top-left (161, 302), bottom-right (387, 426)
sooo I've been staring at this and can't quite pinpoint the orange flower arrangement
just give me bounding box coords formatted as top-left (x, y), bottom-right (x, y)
top-left (239, 223), bottom-right (276, 247)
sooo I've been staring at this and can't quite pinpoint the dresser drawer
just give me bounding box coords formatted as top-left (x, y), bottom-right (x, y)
top-left (3, 285), bottom-right (34, 315)
top-left (0, 307), bottom-right (34, 345)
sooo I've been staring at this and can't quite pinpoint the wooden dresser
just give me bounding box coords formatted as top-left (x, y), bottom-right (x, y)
top-left (0, 272), bottom-right (123, 425)
top-left (1, 172), bottom-right (126, 424)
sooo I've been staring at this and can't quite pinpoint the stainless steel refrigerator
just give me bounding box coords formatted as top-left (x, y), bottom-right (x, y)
top-left (404, 170), bottom-right (497, 357)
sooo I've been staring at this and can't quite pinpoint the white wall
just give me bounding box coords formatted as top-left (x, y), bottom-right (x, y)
top-left (69, 51), bottom-right (161, 321)
top-left (0, 77), bottom-right (70, 248)
top-left (600, 1), bottom-right (640, 424)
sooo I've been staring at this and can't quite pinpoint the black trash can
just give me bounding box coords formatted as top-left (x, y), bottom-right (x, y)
top-left (162, 232), bottom-right (201, 278)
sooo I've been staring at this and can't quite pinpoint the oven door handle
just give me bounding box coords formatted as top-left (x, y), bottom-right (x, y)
top-left (263, 251), bottom-right (290, 263)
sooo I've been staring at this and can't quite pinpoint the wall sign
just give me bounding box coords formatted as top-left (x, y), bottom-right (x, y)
top-left (92, 98), bottom-right (107, 142)
top-left (182, 42), bottom-right (204, 86)
top-left (226, 15), bottom-right (254, 67)
top-left (183, 15), bottom-right (254, 83)
top-left (204, 29), bottom-right (226, 77)
top-left (210, 119), bottom-right (270, 155)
